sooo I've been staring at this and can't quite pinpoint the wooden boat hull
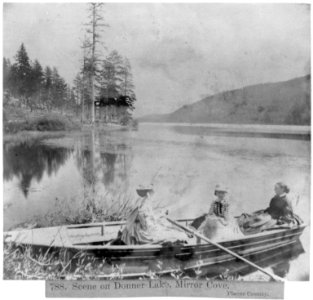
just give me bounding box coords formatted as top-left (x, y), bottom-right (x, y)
top-left (185, 239), bottom-right (305, 279)
top-left (4, 221), bottom-right (306, 278)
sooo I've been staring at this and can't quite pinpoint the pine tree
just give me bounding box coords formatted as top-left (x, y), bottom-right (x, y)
top-left (120, 57), bottom-right (136, 109)
top-left (43, 66), bottom-right (53, 110)
top-left (84, 3), bottom-right (109, 124)
top-left (64, 86), bottom-right (77, 113)
top-left (11, 43), bottom-right (32, 106)
top-left (5, 44), bottom-right (72, 112)
top-left (99, 50), bottom-right (124, 99)
top-left (3, 58), bottom-right (13, 105)
top-left (99, 52), bottom-right (137, 112)
top-left (51, 67), bottom-right (67, 111)
top-left (31, 60), bottom-right (44, 90)
top-left (30, 59), bottom-right (44, 109)
top-left (69, 87), bottom-right (78, 114)
top-left (73, 73), bottom-right (83, 105)
top-left (3, 58), bottom-right (12, 92)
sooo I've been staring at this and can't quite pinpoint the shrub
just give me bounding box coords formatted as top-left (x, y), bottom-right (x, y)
top-left (3, 110), bottom-right (80, 134)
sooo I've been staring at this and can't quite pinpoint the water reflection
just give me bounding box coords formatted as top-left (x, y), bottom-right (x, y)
top-left (3, 130), bottom-right (132, 204)
top-left (271, 261), bottom-right (290, 278)
top-left (73, 130), bottom-right (132, 212)
top-left (3, 141), bottom-right (72, 197)
top-left (241, 240), bottom-right (304, 279)
top-left (196, 240), bottom-right (305, 280)
top-left (101, 153), bottom-right (117, 185)
top-left (73, 131), bottom-right (131, 185)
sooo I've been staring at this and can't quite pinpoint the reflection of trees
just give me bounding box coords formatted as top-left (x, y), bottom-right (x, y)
top-left (3, 141), bottom-right (72, 197)
top-left (270, 240), bottom-right (304, 279)
top-left (75, 149), bottom-right (97, 186)
top-left (101, 152), bottom-right (117, 186)
top-left (74, 131), bottom-right (133, 211)
top-left (99, 145), bottom-right (131, 193)
top-left (75, 146), bottom-right (131, 190)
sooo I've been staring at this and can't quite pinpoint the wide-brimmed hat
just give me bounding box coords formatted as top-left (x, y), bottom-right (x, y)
top-left (214, 184), bottom-right (228, 194)
top-left (136, 184), bottom-right (154, 197)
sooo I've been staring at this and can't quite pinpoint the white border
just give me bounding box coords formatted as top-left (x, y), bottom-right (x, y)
top-left (0, 1), bottom-right (312, 300)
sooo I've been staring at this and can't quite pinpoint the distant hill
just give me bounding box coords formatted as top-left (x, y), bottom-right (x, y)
top-left (139, 75), bottom-right (310, 125)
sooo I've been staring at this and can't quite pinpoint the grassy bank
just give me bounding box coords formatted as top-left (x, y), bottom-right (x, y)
top-left (3, 243), bottom-right (197, 280)
top-left (3, 191), bottom-right (137, 280)
top-left (3, 107), bottom-right (81, 135)
top-left (3, 240), bottom-right (245, 280)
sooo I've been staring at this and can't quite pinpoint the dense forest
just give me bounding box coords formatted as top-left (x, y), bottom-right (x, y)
top-left (3, 43), bottom-right (136, 120)
top-left (73, 49), bottom-right (136, 115)
top-left (73, 3), bottom-right (136, 123)
top-left (3, 44), bottom-right (76, 113)
top-left (3, 4), bottom-right (137, 126)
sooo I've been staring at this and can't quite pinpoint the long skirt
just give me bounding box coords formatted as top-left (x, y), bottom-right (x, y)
top-left (120, 208), bottom-right (188, 245)
top-left (197, 215), bottom-right (244, 242)
top-left (236, 211), bottom-right (277, 235)
top-left (237, 210), bottom-right (303, 235)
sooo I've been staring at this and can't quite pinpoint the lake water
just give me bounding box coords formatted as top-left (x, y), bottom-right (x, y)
top-left (3, 123), bottom-right (310, 280)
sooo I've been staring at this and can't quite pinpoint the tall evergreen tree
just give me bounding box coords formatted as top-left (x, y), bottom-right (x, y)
top-left (31, 60), bottom-right (44, 91)
top-left (99, 52), bottom-right (136, 110)
top-left (51, 67), bottom-right (67, 110)
top-left (99, 50), bottom-right (124, 98)
top-left (43, 66), bottom-right (53, 110)
top-left (73, 74), bottom-right (83, 105)
top-left (11, 43), bottom-right (32, 104)
top-left (3, 58), bottom-right (13, 105)
top-left (29, 59), bottom-right (44, 109)
top-left (120, 57), bottom-right (136, 109)
top-left (3, 58), bottom-right (12, 91)
top-left (84, 2), bottom-right (108, 124)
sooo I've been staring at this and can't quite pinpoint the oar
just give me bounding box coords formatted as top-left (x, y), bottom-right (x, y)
top-left (167, 217), bottom-right (285, 282)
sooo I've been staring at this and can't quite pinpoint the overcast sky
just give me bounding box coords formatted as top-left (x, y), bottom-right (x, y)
top-left (3, 3), bottom-right (310, 116)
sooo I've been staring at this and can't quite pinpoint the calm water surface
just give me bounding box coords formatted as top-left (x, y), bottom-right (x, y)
top-left (3, 123), bottom-right (310, 280)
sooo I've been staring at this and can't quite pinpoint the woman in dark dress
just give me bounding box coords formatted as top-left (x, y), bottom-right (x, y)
top-left (238, 182), bottom-right (302, 235)
top-left (264, 182), bottom-right (294, 224)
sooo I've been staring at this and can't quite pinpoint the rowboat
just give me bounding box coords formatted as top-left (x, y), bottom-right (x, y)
top-left (4, 219), bottom-right (306, 278)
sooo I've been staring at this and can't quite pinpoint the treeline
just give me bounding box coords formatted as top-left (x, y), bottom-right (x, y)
top-left (73, 49), bottom-right (136, 111)
top-left (3, 43), bottom-right (137, 124)
top-left (3, 43), bottom-right (77, 112)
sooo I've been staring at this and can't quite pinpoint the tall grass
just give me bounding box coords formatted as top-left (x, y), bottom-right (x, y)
top-left (10, 188), bottom-right (136, 230)
top-left (4, 107), bottom-right (81, 134)
top-left (3, 189), bottom-right (138, 280)
top-left (3, 242), bottom-right (112, 280)
top-left (3, 240), bottom-right (248, 280)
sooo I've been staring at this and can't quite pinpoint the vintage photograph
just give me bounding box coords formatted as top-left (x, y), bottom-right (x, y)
top-left (2, 2), bottom-right (310, 284)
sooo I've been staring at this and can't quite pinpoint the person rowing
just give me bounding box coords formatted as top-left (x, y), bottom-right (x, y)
top-left (190, 184), bottom-right (243, 241)
top-left (119, 186), bottom-right (189, 245)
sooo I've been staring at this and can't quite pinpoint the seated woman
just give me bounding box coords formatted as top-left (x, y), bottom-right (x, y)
top-left (237, 182), bottom-right (302, 235)
top-left (120, 187), bottom-right (188, 245)
top-left (191, 184), bottom-right (243, 241)
top-left (264, 182), bottom-right (294, 224)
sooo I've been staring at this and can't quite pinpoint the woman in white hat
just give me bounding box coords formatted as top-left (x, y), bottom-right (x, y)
top-left (190, 184), bottom-right (230, 230)
top-left (193, 183), bottom-right (243, 241)
top-left (207, 184), bottom-right (230, 224)
top-left (119, 186), bottom-right (189, 245)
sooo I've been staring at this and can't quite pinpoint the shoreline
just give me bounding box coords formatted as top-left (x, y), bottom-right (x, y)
top-left (139, 122), bottom-right (310, 139)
